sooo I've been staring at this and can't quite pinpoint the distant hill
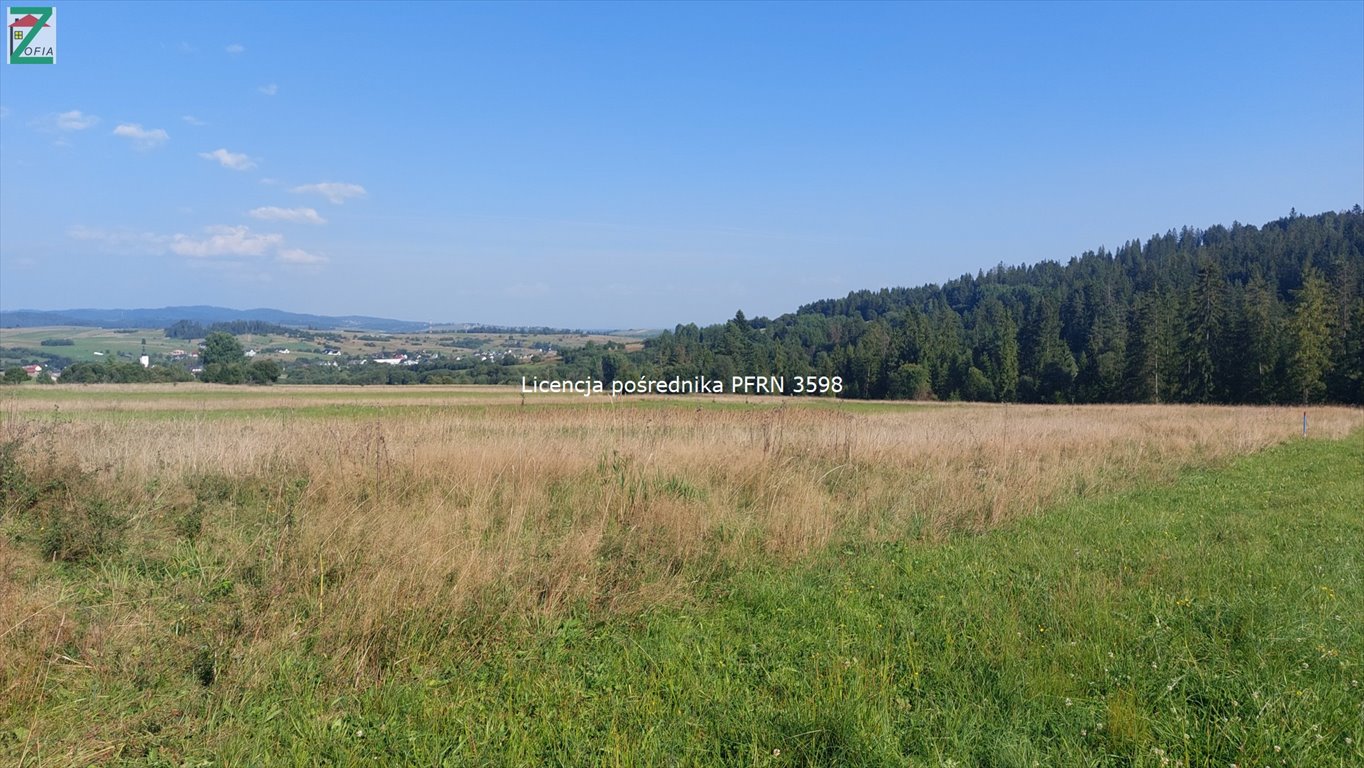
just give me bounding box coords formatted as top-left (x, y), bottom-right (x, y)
top-left (0, 306), bottom-right (433, 333)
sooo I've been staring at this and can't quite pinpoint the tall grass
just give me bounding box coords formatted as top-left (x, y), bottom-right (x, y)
top-left (1, 390), bottom-right (1360, 762)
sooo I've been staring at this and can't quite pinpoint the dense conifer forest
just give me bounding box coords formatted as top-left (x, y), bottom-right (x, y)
top-left (634, 207), bottom-right (1363, 404)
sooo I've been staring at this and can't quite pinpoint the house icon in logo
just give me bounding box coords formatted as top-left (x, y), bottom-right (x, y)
top-left (9, 14), bottom-right (47, 45)
top-left (8, 8), bottom-right (56, 64)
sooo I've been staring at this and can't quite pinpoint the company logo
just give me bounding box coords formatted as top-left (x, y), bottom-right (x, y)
top-left (8, 6), bottom-right (55, 64)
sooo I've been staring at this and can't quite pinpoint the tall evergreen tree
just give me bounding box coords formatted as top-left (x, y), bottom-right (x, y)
top-left (1238, 271), bottom-right (1284, 402)
top-left (1181, 260), bottom-right (1226, 402)
top-left (1290, 268), bottom-right (1334, 403)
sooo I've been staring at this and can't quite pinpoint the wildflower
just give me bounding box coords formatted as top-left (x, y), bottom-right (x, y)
top-left (772, 748), bottom-right (781, 757)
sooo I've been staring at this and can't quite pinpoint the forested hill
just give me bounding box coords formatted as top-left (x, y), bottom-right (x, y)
top-left (638, 207), bottom-right (1364, 404)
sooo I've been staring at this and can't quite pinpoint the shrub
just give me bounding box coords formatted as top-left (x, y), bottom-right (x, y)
top-left (40, 498), bottom-right (127, 563)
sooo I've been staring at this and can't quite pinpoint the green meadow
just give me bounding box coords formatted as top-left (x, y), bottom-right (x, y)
top-left (1, 392), bottom-right (1360, 766)
top-left (208, 431), bottom-right (1364, 766)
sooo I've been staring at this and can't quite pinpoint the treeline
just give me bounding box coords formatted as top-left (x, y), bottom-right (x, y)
top-left (164, 320), bottom-right (294, 339)
top-left (60, 361), bottom-right (195, 384)
top-left (463, 324), bottom-right (586, 335)
top-left (283, 342), bottom-right (624, 385)
top-left (0, 346), bottom-right (73, 371)
top-left (636, 208), bottom-right (1363, 404)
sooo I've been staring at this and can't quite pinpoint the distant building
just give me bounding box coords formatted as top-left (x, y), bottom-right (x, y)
top-left (138, 355), bottom-right (150, 368)
top-left (22, 364), bottom-right (42, 376)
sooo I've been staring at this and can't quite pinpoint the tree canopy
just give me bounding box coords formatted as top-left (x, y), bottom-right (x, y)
top-left (632, 207), bottom-right (1362, 404)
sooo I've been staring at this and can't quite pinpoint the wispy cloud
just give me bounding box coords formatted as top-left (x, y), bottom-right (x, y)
top-left (113, 123), bottom-right (169, 149)
top-left (248, 206), bottom-right (326, 225)
top-left (277, 248), bottom-right (328, 265)
top-left (34, 109), bottom-right (99, 132)
top-left (258, 83), bottom-right (279, 96)
top-left (57, 110), bottom-right (99, 130)
top-left (182, 115), bottom-right (207, 126)
top-left (199, 148), bottom-right (256, 171)
top-left (177, 41), bottom-right (197, 54)
top-left (169, 225), bottom-right (283, 258)
top-left (70, 224), bottom-right (326, 270)
top-left (292, 181), bottom-right (367, 204)
top-left (226, 43), bottom-right (244, 54)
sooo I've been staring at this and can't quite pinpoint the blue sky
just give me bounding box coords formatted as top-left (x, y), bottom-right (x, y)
top-left (1, 1), bottom-right (1361, 328)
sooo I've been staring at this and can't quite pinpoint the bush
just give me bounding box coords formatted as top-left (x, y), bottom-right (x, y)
top-left (1, 433), bottom-right (38, 516)
top-left (248, 359), bottom-right (281, 384)
top-left (40, 498), bottom-right (127, 563)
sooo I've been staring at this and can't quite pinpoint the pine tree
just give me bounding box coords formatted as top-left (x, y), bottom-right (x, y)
top-left (1181, 260), bottom-right (1225, 402)
top-left (1290, 268), bottom-right (1334, 403)
top-left (1239, 271), bottom-right (1283, 402)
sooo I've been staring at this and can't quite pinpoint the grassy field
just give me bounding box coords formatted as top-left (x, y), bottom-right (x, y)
top-left (1, 387), bottom-right (1361, 765)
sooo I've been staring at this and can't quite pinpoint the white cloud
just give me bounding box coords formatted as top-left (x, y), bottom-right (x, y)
top-left (168, 225), bottom-right (283, 259)
top-left (57, 110), bottom-right (99, 130)
top-left (291, 181), bottom-right (367, 204)
top-left (177, 41), bottom-right (197, 54)
top-left (70, 223), bottom-right (327, 272)
top-left (249, 206), bottom-right (326, 225)
top-left (258, 83), bottom-right (278, 96)
top-left (226, 43), bottom-right (244, 54)
top-left (37, 109), bottom-right (99, 131)
top-left (113, 123), bottom-right (169, 149)
top-left (0, 106), bottom-right (11, 120)
top-left (199, 148), bottom-right (256, 171)
top-left (182, 115), bottom-right (207, 126)
top-left (277, 248), bottom-right (328, 265)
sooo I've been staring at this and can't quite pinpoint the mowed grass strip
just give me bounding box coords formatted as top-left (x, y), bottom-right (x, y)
top-left (191, 431), bottom-right (1364, 766)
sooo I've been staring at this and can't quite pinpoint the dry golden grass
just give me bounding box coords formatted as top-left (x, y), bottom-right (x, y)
top-left (2, 389), bottom-right (1361, 711)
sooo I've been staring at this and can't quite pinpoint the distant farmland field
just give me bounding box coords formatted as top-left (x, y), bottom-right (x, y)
top-left (2, 387), bottom-right (1361, 765)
